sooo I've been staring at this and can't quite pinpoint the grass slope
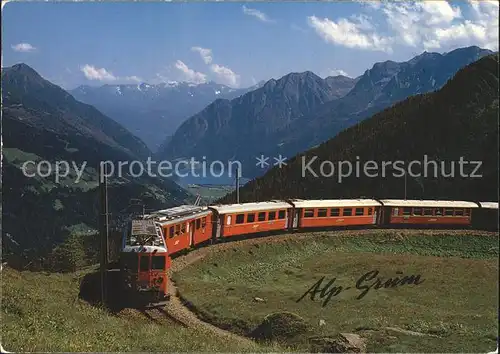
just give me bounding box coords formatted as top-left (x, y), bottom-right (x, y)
top-left (174, 230), bottom-right (499, 352)
top-left (0, 266), bottom-right (282, 352)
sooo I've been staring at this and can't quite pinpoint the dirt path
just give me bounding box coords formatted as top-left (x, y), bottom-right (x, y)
top-left (159, 228), bottom-right (497, 346)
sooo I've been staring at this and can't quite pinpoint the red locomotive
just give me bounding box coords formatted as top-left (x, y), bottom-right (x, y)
top-left (119, 219), bottom-right (171, 304)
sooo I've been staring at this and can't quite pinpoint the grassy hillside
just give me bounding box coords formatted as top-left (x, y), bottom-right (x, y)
top-left (220, 54), bottom-right (499, 203)
top-left (175, 230), bottom-right (499, 353)
top-left (0, 266), bottom-right (284, 352)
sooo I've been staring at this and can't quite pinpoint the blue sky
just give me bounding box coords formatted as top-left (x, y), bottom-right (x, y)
top-left (2, 1), bottom-right (498, 90)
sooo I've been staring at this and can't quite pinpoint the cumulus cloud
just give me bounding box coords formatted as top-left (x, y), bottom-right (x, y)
top-left (210, 63), bottom-right (240, 87)
top-left (81, 64), bottom-right (116, 81)
top-left (307, 15), bottom-right (393, 52)
top-left (80, 64), bottom-right (142, 83)
top-left (191, 46), bottom-right (213, 64)
top-left (242, 5), bottom-right (275, 23)
top-left (183, 46), bottom-right (241, 87)
top-left (174, 60), bottom-right (207, 84)
top-left (11, 43), bottom-right (37, 52)
top-left (124, 75), bottom-right (142, 83)
top-left (324, 68), bottom-right (351, 78)
top-left (312, 1), bottom-right (499, 52)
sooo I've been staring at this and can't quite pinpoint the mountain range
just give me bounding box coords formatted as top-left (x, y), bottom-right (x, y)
top-left (2, 63), bottom-right (190, 264)
top-left (160, 46), bottom-right (493, 179)
top-left (219, 53), bottom-right (499, 203)
top-left (70, 80), bottom-right (264, 151)
top-left (2, 45), bottom-right (496, 266)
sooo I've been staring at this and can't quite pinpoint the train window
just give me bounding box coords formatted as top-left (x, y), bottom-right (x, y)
top-left (423, 208), bottom-right (433, 216)
top-left (202, 217), bottom-right (206, 227)
top-left (278, 210), bottom-right (286, 219)
top-left (152, 256), bottom-right (165, 270)
top-left (444, 208), bottom-right (454, 216)
top-left (343, 208), bottom-right (353, 216)
top-left (175, 224), bottom-right (180, 235)
top-left (226, 216), bottom-right (232, 225)
top-left (236, 214), bottom-right (245, 224)
top-left (413, 208), bottom-right (422, 216)
top-left (304, 209), bottom-right (314, 217)
top-left (393, 208), bottom-right (399, 216)
top-left (436, 208), bottom-right (443, 216)
top-left (318, 208), bottom-right (328, 217)
top-left (330, 208), bottom-right (340, 217)
top-left (120, 253), bottom-right (136, 270)
top-left (140, 256), bottom-right (149, 272)
top-left (403, 208), bottom-right (411, 216)
top-left (269, 211), bottom-right (276, 220)
top-left (455, 209), bottom-right (464, 216)
top-left (196, 219), bottom-right (201, 229)
top-left (368, 208), bottom-right (373, 215)
top-left (181, 223), bottom-right (186, 234)
top-left (258, 212), bottom-right (266, 221)
top-left (169, 226), bottom-right (174, 238)
top-left (247, 213), bottom-right (256, 223)
top-left (355, 208), bottom-right (364, 216)
top-left (464, 208), bottom-right (470, 216)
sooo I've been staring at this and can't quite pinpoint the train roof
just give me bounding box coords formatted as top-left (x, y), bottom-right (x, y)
top-left (209, 200), bottom-right (291, 214)
top-left (290, 199), bottom-right (381, 208)
top-left (157, 209), bottom-right (212, 226)
top-left (379, 199), bottom-right (479, 208)
top-left (144, 205), bottom-right (210, 223)
top-left (131, 219), bottom-right (157, 236)
top-left (478, 202), bottom-right (499, 209)
top-left (126, 220), bottom-right (167, 250)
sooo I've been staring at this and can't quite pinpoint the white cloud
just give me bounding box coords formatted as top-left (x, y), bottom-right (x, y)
top-left (307, 15), bottom-right (393, 53)
top-left (81, 64), bottom-right (116, 81)
top-left (242, 5), bottom-right (275, 23)
top-left (174, 60), bottom-right (207, 84)
top-left (191, 46), bottom-right (213, 64)
top-left (80, 64), bottom-right (142, 83)
top-left (346, 0), bottom-right (499, 51)
top-left (210, 63), bottom-right (240, 87)
top-left (324, 68), bottom-right (351, 78)
top-left (124, 75), bottom-right (142, 83)
top-left (11, 43), bottom-right (36, 52)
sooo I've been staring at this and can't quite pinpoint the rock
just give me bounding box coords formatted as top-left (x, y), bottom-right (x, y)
top-left (309, 333), bottom-right (366, 353)
top-left (253, 297), bottom-right (265, 302)
top-left (250, 312), bottom-right (308, 341)
top-left (319, 319), bottom-right (326, 326)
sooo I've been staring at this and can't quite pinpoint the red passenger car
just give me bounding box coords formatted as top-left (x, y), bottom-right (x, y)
top-left (145, 205), bottom-right (213, 255)
top-left (379, 199), bottom-right (478, 226)
top-left (289, 199), bottom-right (382, 229)
top-left (209, 201), bottom-right (292, 238)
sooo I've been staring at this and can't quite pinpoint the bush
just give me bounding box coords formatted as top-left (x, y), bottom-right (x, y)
top-left (250, 311), bottom-right (309, 342)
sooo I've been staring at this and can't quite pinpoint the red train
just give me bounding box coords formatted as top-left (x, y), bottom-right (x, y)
top-left (120, 198), bottom-right (498, 303)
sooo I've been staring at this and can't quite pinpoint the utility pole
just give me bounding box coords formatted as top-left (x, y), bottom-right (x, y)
top-left (99, 163), bottom-right (109, 306)
top-left (236, 167), bottom-right (240, 203)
